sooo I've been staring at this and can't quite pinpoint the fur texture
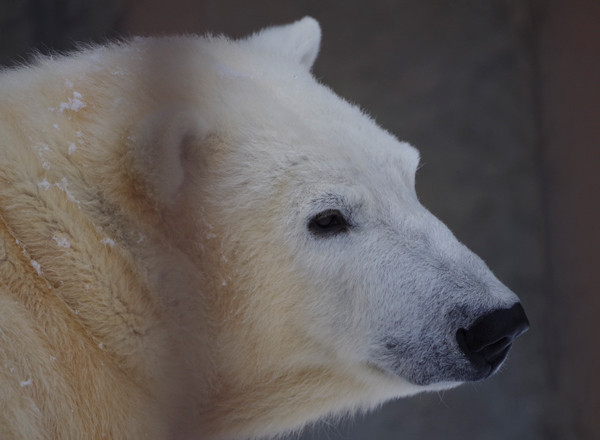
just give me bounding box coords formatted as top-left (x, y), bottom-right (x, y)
top-left (0, 17), bottom-right (522, 439)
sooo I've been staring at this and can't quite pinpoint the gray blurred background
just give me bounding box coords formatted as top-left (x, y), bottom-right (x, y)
top-left (1, 1), bottom-right (598, 439)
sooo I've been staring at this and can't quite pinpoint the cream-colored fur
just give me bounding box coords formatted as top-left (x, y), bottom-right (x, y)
top-left (0, 18), bottom-right (522, 439)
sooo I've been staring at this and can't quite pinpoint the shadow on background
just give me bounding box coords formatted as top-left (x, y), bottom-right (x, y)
top-left (1, 1), bottom-right (598, 439)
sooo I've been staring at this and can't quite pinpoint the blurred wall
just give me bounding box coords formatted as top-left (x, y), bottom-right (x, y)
top-left (0, 0), bottom-right (124, 66)
top-left (534, 1), bottom-right (600, 438)
top-left (1, 1), bottom-right (598, 439)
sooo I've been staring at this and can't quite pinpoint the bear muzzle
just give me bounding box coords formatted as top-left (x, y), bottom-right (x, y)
top-left (456, 303), bottom-right (529, 380)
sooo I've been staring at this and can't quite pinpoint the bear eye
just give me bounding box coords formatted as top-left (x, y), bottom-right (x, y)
top-left (308, 209), bottom-right (350, 237)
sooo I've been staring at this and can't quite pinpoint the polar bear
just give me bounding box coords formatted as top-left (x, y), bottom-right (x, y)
top-left (0, 17), bottom-right (528, 440)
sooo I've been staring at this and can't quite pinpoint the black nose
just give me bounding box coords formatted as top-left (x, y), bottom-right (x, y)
top-left (456, 303), bottom-right (529, 376)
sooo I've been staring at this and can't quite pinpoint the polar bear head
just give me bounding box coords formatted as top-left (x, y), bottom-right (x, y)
top-left (130, 17), bottom-right (529, 438)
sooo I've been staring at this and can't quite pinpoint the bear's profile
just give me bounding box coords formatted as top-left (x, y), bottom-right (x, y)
top-left (0, 17), bottom-right (528, 440)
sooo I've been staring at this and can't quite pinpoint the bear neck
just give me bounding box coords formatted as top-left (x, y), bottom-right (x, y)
top-left (0, 42), bottom-right (409, 439)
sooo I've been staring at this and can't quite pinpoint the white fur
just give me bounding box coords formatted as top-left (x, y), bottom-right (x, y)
top-left (0, 17), bottom-right (521, 439)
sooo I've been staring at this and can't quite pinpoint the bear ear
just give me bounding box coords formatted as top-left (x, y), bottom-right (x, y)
top-left (129, 108), bottom-right (207, 207)
top-left (245, 16), bottom-right (321, 70)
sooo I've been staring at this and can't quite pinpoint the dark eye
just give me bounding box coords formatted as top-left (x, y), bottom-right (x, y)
top-left (308, 209), bottom-right (350, 236)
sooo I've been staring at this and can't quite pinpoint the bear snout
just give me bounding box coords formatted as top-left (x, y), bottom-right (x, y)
top-left (456, 303), bottom-right (529, 380)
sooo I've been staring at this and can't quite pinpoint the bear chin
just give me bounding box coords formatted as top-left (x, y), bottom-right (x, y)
top-left (368, 344), bottom-right (513, 386)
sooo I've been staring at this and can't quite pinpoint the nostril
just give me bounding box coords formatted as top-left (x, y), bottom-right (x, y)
top-left (483, 336), bottom-right (512, 356)
top-left (476, 336), bottom-right (512, 365)
top-left (457, 303), bottom-right (529, 370)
